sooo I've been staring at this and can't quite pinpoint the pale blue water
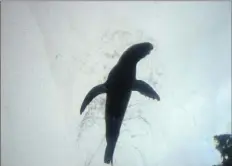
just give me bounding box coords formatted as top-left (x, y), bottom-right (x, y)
top-left (1, 1), bottom-right (231, 166)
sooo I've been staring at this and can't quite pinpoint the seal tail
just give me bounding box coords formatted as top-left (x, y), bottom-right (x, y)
top-left (104, 141), bottom-right (116, 164)
top-left (104, 116), bottom-right (122, 165)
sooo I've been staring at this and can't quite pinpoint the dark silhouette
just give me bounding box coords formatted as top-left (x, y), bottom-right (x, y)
top-left (80, 42), bottom-right (160, 165)
top-left (213, 134), bottom-right (232, 166)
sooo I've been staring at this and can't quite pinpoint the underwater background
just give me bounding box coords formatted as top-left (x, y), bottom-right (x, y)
top-left (1, 1), bottom-right (231, 166)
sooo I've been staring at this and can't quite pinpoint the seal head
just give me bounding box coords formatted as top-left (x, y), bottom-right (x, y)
top-left (118, 42), bottom-right (154, 64)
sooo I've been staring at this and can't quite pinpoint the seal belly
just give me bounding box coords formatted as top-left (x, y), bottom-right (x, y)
top-left (105, 83), bottom-right (132, 118)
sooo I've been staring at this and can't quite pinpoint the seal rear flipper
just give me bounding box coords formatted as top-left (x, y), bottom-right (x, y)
top-left (104, 142), bottom-right (116, 165)
top-left (132, 80), bottom-right (160, 101)
top-left (80, 84), bottom-right (107, 114)
top-left (104, 116), bottom-right (122, 165)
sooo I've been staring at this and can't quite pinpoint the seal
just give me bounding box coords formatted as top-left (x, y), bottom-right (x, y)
top-left (80, 42), bottom-right (160, 165)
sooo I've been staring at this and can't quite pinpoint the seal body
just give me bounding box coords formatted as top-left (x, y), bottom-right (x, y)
top-left (103, 62), bottom-right (136, 164)
top-left (80, 42), bottom-right (160, 165)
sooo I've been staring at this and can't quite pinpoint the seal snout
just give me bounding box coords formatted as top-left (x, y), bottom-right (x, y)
top-left (145, 42), bottom-right (154, 55)
top-left (148, 43), bottom-right (154, 50)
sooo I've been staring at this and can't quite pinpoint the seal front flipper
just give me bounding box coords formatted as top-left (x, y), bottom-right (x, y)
top-left (80, 83), bottom-right (107, 114)
top-left (132, 80), bottom-right (160, 101)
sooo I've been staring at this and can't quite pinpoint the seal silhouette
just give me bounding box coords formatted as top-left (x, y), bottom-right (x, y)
top-left (80, 42), bottom-right (160, 165)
